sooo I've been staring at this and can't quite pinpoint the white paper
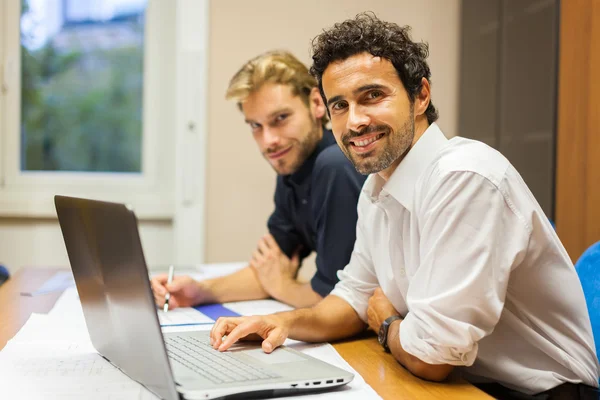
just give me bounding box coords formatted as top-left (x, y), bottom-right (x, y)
top-left (0, 347), bottom-right (158, 399)
top-left (161, 324), bottom-right (213, 334)
top-left (10, 313), bottom-right (91, 346)
top-left (157, 307), bottom-right (213, 327)
top-left (0, 316), bottom-right (158, 400)
top-left (224, 299), bottom-right (294, 316)
top-left (48, 286), bottom-right (85, 321)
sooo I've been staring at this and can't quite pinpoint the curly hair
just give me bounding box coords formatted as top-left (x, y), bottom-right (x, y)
top-left (310, 12), bottom-right (438, 124)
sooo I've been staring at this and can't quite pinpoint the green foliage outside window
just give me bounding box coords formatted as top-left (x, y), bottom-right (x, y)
top-left (20, 1), bottom-right (144, 172)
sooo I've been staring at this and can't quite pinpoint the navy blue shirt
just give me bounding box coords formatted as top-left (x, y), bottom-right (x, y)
top-left (267, 129), bottom-right (367, 297)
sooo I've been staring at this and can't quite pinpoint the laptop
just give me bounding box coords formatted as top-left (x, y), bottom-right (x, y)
top-left (54, 195), bottom-right (353, 400)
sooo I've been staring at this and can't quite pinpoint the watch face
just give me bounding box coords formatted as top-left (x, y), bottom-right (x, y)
top-left (378, 323), bottom-right (386, 346)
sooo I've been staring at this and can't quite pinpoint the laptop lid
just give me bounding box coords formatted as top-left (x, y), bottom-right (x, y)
top-left (55, 195), bottom-right (180, 400)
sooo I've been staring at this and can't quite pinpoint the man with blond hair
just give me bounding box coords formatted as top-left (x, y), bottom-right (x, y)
top-left (152, 51), bottom-right (366, 308)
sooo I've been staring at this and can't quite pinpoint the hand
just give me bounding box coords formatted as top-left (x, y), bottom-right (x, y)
top-left (150, 274), bottom-right (206, 310)
top-left (210, 314), bottom-right (289, 353)
top-left (367, 287), bottom-right (399, 333)
top-left (249, 234), bottom-right (300, 299)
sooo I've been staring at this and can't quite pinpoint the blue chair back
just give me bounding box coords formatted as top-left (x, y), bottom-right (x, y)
top-left (575, 241), bottom-right (600, 362)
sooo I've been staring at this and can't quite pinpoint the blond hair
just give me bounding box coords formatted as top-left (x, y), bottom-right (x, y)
top-left (226, 50), bottom-right (328, 126)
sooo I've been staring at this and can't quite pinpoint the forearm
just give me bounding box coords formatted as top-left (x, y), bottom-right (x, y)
top-left (200, 266), bottom-right (268, 303)
top-left (278, 295), bottom-right (366, 343)
top-left (273, 281), bottom-right (322, 308)
top-left (387, 319), bottom-right (454, 382)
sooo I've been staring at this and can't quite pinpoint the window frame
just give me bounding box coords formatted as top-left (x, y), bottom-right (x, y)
top-left (0, 0), bottom-right (177, 219)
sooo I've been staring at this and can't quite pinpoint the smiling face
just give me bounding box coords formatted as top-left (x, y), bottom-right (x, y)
top-left (241, 83), bottom-right (325, 175)
top-left (323, 52), bottom-right (423, 179)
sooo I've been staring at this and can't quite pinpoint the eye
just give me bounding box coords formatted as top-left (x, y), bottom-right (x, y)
top-left (367, 90), bottom-right (383, 100)
top-left (249, 122), bottom-right (261, 131)
top-left (274, 113), bottom-right (289, 123)
top-left (331, 101), bottom-right (348, 111)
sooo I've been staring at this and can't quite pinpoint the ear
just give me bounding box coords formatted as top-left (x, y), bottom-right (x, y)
top-left (414, 77), bottom-right (431, 119)
top-left (309, 87), bottom-right (326, 120)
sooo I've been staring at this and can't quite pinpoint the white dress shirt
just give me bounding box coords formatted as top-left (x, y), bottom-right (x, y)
top-left (331, 123), bottom-right (599, 394)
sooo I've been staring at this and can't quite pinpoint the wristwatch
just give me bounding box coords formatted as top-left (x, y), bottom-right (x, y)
top-left (378, 315), bottom-right (402, 352)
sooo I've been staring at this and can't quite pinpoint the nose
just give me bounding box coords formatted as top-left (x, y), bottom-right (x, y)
top-left (347, 104), bottom-right (370, 133)
top-left (262, 127), bottom-right (281, 148)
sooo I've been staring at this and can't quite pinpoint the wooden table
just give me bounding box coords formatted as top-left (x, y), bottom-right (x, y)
top-left (0, 268), bottom-right (491, 399)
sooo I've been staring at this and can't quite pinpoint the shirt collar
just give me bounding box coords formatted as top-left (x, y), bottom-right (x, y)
top-left (286, 128), bottom-right (335, 185)
top-left (363, 123), bottom-right (448, 212)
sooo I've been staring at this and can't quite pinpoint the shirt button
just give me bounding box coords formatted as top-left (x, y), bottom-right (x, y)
top-left (399, 267), bottom-right (406, 276)
top-left (301, 199), bottom-right (308, 205)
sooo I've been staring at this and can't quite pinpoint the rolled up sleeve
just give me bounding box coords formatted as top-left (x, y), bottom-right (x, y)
top-left (400, 171), bottom-right (531, 366)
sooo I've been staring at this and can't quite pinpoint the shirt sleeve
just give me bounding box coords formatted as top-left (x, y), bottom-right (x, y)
top-left (329, 193), bottom-right (379, 321)
top-left (309, 147), bottom-right (368, 297)
top-left (399, 170), bottom-right (531, 366)
top-left (267, 177), bottom-right (307, 259)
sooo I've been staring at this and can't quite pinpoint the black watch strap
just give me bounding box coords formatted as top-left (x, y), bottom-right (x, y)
top-left (378, 315), bottom-right (402, 352)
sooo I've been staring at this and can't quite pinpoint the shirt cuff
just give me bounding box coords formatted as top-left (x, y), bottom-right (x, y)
top-left (400, 312), bottom-right (479, 366)
top-left (329, 270), bottom-right (370, 323)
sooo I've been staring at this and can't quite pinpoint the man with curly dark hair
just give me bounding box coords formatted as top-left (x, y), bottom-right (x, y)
top-left (210, 13), bottom-right (599, 399)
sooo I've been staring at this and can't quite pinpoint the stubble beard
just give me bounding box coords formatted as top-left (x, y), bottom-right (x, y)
top-left (342, 108), bottom-right (415, 175)
top-left (268, 116), bottom-right (322, 175)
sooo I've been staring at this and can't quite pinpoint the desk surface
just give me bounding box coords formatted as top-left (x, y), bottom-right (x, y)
top-left (0, 268), bottom-right (491, 400)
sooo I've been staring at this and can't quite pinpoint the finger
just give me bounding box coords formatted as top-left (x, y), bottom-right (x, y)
top-left (210, 318), bottom-right (240, 348)
top-left (252, 250), bottom-right (265, 265)
top-left (367, 295), bottom-right (375, 308)
top-left (261, 327), bottom-right (287, 353)
top-left (167, 297), bottom-right (180, 309)
top-left (257, 238), bottom-right (271, 256)
top-left (290, 251), bottom-right (300, 267)
top-left (263, 234), bottom-right (280, 251)
top-left (165, 276), bottom-right (192, 292)
top-left (153, 290), bottom-right (165, 307)
top-left (151, 277), bottom-right (167, 296)
top-left (153, 273), bottom-right (169, 284)
top-left (218, 320), bottom-right (262, 351)
top-left (374, 287), bottom-right (383, 296)
top-left (367, 310), bottom-right (377, 332)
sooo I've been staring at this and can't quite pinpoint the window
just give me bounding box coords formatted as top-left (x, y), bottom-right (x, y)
top-left (20, 0), bottom-right (146, 173)
top-left (0, 0), bottom-right (176, 218)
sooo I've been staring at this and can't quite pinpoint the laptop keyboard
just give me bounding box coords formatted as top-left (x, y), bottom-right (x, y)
top-left (165, 335), bottom-right (281, 384)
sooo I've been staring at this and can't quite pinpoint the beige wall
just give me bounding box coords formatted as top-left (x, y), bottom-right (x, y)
top-left (206, 0), bottom-right (461, 263)
top-left (0, 1), bottom-right (461, 274)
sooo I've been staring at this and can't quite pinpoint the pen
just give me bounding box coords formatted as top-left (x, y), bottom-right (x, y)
top-left (163, 265), bottom-right (174, 312)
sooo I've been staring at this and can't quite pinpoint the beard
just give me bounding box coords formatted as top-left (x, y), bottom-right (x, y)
top-left (340, 107), bottom-right (415, 175)
top-left (265, 114), bottom-right (321, 175)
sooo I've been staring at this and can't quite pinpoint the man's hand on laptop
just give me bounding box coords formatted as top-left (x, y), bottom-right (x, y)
top-left (210, 314), bottom-right (289, 354)
top-left (151, 274), bottom-right (206, 309)
top-left (250, 234), bottom-right (300, 299)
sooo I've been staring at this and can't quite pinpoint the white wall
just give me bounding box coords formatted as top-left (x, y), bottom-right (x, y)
top-left (0, 0), bottom-right (461, 275)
